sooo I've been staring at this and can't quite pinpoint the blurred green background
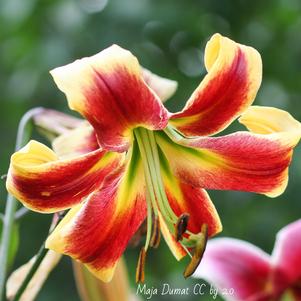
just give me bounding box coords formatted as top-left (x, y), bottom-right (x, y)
top-left (1, 0), bottom-right (301, 300)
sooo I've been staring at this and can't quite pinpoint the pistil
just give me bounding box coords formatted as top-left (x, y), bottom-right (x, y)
top-left (137, 129), bottom-right (176, 224)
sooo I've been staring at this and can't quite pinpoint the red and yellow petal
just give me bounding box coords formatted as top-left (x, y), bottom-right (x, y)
top-left (45, 143), bottom-right (147, 282)
top-left (158, 106), bottom-right (301, 196)
top-left (170, 33), bottom-right (262, 136)
top-left (195, 238), bottom-right (273, 301)
top-left (52, 123), bottom-right (99, 159)
top-left (156, 147), bottom-right (221, 261)
top-left (33, 109), bottom-right (83, 137)
top-left (50, 45), bottom-right (169, 152)
top-left (239, 106), bottom-right (301, 137)
top-left (167, 184), bottom-right (222, 237)
top-left (161, 182), bottom-right (222, 260)
top-left (6, 140), bottom-right (123, 213)
top-left (158, 213), bottom-right (187, 261)
top-left (158, 146), bottom-right (222, 237)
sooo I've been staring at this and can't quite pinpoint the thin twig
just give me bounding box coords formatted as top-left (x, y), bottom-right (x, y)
top-left (14, 207), bottom-right (30, 221)
top-left (11, 214), bottom-right (63, 301)
top-left (0, 108), bottom-right (43, 301)
top-left (11, 245), bottom-right (48, 301)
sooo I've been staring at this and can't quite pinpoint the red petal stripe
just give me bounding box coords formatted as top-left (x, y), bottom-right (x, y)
top-left (170, 33), bottom-right (262, 136)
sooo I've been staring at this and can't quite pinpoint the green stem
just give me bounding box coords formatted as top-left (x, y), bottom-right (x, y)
top-left (11, 244), bottom-right (48, 301)
top-left (0, 108), bottom-right (43, 301)
top-left (11, 213), bottom-right (63, 301)
top-left (14, 207), bottom-right (29, 221)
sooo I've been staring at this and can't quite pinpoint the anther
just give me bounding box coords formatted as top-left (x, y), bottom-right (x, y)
top-left (175, 213), bottom-right (190, 241)
top-left (136, 247), bottom-right (147, 283)
top-left (150, 217), bottom-right (161, 248)
top-left (183, 224), bottom-right (208, 278)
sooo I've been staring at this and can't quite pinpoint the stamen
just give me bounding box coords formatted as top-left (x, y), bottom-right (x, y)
top-left (144, 191), bottom-right (153, 251)
top-left (135, 128), bottom-right (176, 245)
top-left (175, 213), bottom-right (190, 241)
top-left (135, 128), bottom-right (202, 276)
top-left (150, 217), bottom-right (161, 248)
top-left (183, 224), bottom-right (208, 278)
top-left (136, 247), bottom-right (147, 283)
top-left (146, 131), bottom-right (178, 223)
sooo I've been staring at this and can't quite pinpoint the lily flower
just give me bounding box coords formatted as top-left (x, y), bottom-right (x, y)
top-left (194, 219), bottom-right (301, 301)
top-left (6, 33), bottom-right (301, 282)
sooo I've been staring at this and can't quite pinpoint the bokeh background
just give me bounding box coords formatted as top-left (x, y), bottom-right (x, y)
top-left (1, 0), bottom-right (301, 300)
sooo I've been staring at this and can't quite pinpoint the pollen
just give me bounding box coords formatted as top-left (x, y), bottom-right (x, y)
top-left (175, 213), bottom-right (190, 241)
top-left (183, 224), bottom-right (208, 278)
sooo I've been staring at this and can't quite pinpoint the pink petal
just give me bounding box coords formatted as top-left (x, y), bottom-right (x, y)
top-left (272, 220), bottom-right (301, 285)
top-left (194, 238), bottom-right (272, 301)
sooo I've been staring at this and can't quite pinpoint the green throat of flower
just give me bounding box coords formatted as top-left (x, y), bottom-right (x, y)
top-left (133, 127), bottom-right (208, 282)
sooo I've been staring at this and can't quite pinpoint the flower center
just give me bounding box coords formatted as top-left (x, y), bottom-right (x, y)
top-left (134, 127), bottom-right (208, 282)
